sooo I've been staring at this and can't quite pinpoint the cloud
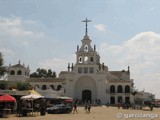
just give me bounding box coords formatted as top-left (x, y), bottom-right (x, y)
top-left (99, 31), bottom-right (160, 98)
top-left (0, 16), bottom-right (47, 67)
top-left (22, 41), bottom-right (29, 46)
top-left (0, 16), bottom-right (44, 43)
top-left (148, 7), bottom-right (154, 12)
top-left (94, 24), bottom-right (106, 32)
top-left (0, 48), bottom-right (15, 59)
top-left (0, 16), bottom-right (31, 37)
top-left (122, 32), bottom-right (160, 70)
top-left (38, 54), bottom-right (75, 75)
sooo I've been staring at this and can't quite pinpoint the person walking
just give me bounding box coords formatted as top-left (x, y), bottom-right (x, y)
top-left (88, 104), bottom-right (91, 114)
top-left (118, 102), bottom-right (121, 109)
top-left (150, 104), bottom-right (153, 111)
top-left (84, 103), bottom-right (88, 114)
top-left (73, 103), bottom-right (78, 114)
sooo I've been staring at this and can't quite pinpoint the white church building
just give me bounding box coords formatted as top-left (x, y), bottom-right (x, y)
top-left (7, 19), bottom-right (134, 105)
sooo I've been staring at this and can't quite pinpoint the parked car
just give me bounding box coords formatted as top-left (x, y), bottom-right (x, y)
top-left (46, 104), bottom-right (72, 114)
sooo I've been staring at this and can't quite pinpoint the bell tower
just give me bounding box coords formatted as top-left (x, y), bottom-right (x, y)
top-left (76, 18), bottom-right (100, 65)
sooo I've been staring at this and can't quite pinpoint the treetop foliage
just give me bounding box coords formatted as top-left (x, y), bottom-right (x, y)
top-left (0, 52), bottom-right (6, 77)
top-left (16, 81), bottom-right (31, 91)
top-left (30, 68), bottom-right (56, 78)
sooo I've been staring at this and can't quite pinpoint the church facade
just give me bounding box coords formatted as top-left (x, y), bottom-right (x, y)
top-left (7, 19), bottom-right (134, 105)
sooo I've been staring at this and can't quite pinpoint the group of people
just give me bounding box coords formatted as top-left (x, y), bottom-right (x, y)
top-left (71, 103), bottom-right (92, 114)
top-left (84, 103), bottom-right (91, 114)
top-left (17, 99), bottom-right (46, 117)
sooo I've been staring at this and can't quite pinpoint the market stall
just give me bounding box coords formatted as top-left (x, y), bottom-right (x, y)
top-left (0, 94), bottom-right (16, 118)
top-left (20, 91), bottom-right (44, 116)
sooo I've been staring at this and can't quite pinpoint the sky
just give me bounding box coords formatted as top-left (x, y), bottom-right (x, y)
top-left (0, 0), bottom-right (160, 98)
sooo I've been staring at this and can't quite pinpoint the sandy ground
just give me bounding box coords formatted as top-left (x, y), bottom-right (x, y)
top-left (2, 106), bottom-right (160, 120)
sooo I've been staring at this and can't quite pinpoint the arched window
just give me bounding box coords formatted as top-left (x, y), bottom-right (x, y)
top-left (117, 85), bottom-right (123, 93)
top-left (125, 85), bottom-right (130, 93)
top-left (42, 85), bottom-right (47, 90)
top-left (57, 85), bottom-right (62, 91)
top-left (10, 70), bottom-right (15, 75)
top-left (84, 45), bottom-right (88, 52)
top-left (118, 96), bottom-right (123, 103)
top-left (17, 70), bottom-right (22, 75)
top-left (90, 57), bottom-right (93, 62)
top-left (50, 85), bottom-right (54, 90)
top-left (79, 57), bottom-right (82, 63)
top-left (35, 84), bottom-right (39, 88)
top-left (110, 85), bottom-right (115, 93)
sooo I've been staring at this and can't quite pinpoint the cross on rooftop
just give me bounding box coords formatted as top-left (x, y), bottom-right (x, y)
top-left (82, 18), bottom-right (92, 36)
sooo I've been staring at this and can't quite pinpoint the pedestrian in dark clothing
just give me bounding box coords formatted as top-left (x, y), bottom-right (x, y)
top-left (118, 102), bottom-right (121, 109)
top-left (84, 104), bottom-right (88, 114)
top-left (107, 102), bottom-right (109, 107)
top-left (88, 104), bottom-right (91, 113)
top-left (40, 99), bottom-right (46, 116)
top-left (73, 103), bottom-right (78, 114)
top-left (150, 104), bottom-right (153, 111)
top-left (17, 101), bottom-right (22, 117)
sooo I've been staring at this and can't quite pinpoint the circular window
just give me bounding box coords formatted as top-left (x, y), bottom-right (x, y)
top-left (84, 56), bottom-right (88, 63)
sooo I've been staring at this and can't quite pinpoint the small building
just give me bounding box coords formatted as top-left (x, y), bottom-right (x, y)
top-left (7, 60), bottom-right (30, 82)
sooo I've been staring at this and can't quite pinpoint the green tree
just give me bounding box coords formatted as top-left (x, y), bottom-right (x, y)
top-left (37, 68), bottom-right (47, 77)
top-left (0, 81), bottom-right (8, 90)
top-left (0, 52), bottom-right (6, 77)
top-left (52, 71), bottom-right (56, 78)
top-left (30, 72), bottom-right (39, 78)
top-left (47, 69), bottom-right (56, 78)
top-left (0, 52), bottom-right (3, 66)
top-left (16, 81), bottom-right (31, 91)
top-left (47, 69), bottom-right (52, 77)
top-left (30, 68), bottom-right (56, 78)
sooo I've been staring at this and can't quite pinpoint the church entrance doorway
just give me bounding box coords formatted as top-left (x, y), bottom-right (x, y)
top-left (82, 90), bottom-right (91, 103)
top-left (74, 76), bottom-right (96, 102)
